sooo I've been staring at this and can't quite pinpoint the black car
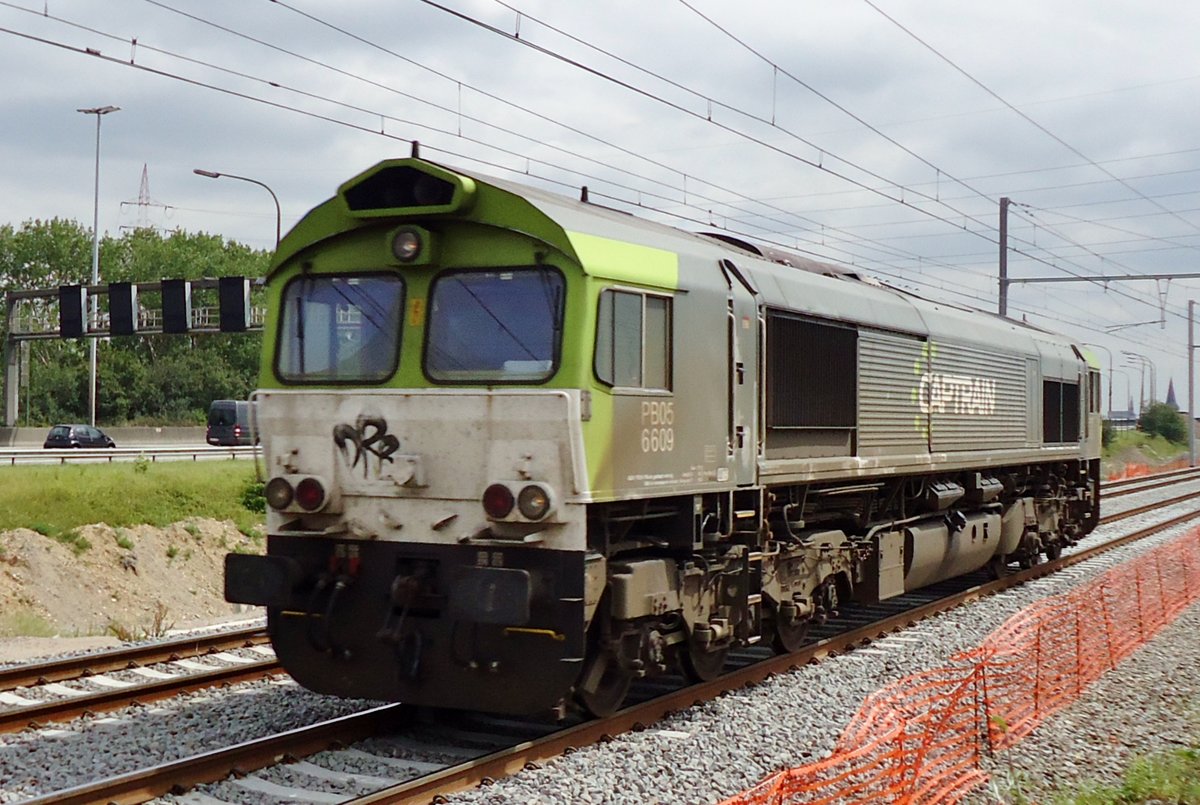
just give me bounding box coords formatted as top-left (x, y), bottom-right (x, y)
top-left (43, 424), bottom-right (116, 449)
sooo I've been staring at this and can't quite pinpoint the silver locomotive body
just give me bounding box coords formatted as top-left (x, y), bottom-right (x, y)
top-left (226, 157), bottom-right (1101, 715)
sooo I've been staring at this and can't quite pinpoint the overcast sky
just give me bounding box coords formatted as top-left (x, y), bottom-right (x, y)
top-left (3, 0), bottom-right (1200, 413)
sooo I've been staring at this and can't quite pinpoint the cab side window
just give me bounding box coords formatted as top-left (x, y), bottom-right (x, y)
top-left (595, 289), bottom-right (671, 390)
top-left (1043, 379), bottom-right (1081, 443)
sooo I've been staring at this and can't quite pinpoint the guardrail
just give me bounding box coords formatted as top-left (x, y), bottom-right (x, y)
top-left (0, 426), bottom-right (207, 448)
top-left (0, 446), bottom-right (258, 466)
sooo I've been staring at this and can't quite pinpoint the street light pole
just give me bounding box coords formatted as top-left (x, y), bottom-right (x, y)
top-left (193, 169), bottom-right (281, 247)
top-left (1113, 369), bottom-right (1133, 413)
top-left (1124, 351), bottom-right (1157, 411)
top-left (77, 105), bottom-right (119, 428)
top-left (1190, 301), bottom-right (1196, 467)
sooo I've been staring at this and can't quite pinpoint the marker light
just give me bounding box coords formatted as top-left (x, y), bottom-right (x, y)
top-left (391, 228), bottom-right (423, 262)
top-left (295, 477), bottom-right (327, 511)
top-left (482, 483), bottom-right (515, 519)
top-left (517, 484), bottom-right (551, 520)
top-left (265, 477), bottom-right (294, 510)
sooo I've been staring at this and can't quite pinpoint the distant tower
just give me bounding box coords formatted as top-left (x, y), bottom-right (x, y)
top-left (136, 164), bottom-right (151, 229)
top-left (1166, 378), bottom-right (1179, 410)
top-left (120, 163), bottom-right (170, 231)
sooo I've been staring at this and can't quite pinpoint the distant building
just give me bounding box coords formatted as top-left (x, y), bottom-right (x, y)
top-left (1107, 408), bottom-right (1138, 431)
top-left (1107, 394), bottom-right (1138, 430)
top-left (1166, 379), bottom-right (1179, 410)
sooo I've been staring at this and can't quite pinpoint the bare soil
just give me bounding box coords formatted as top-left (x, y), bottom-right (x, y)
top-left (0, 519), bottom-right (263, 661)
top-left (1102, 444), bottom-right (1188, 479)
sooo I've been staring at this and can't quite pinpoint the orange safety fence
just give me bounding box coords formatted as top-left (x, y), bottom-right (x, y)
top-left (1106, 459), bottom-right (1189, 481)
top-left (718, 526), bottom-right (1200, 805)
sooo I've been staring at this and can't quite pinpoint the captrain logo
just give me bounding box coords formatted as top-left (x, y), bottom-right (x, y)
top-left (910, 342), bottom-right (998, 438)
top-left (916, 372), bottom-right (997, 415)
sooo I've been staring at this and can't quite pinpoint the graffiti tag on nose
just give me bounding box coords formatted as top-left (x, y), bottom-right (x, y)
top-left (334, 416), bottom-right (400, 477)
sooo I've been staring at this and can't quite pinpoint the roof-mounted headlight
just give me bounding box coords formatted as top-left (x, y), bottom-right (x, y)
top-left (391, 227), bottom-right (423, 262)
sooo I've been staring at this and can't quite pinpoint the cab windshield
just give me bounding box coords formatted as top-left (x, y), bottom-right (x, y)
top-left (425, 267), bottom-right (564, 383)
top-left (276, 273), bottom-right (404, 383)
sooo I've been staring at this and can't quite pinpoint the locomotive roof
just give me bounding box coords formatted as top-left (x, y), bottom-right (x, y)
top-left (477, 167), bottom-right (1089, 375)
top-left (286, 157), bottom-right (1092, 378)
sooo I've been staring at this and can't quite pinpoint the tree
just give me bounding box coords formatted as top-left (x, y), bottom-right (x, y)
top-left (0, 219), bottom-right (92, 289)
top-left (2, 221), bottom-right (268, 425)
top-left (1138, 401), bottom-right (1187, 444)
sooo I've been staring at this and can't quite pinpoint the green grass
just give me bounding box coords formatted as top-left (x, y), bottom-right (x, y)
top-left (1103, 428), bottom-right (1188, 462)
top-left (0, 608), bottom-right (60, 637)
top-left (1047, 747), bottom-right (1200, 804)
top-left (0, 461), bottom-right (264, 539)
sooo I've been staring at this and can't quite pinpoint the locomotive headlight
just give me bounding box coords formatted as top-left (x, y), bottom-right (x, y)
top-left (265, 477), bottom-right (294, 510)
top-left (391, 227), bottom-right (423, 262)
top-left (517, 484), bottom-right (552, 520)
top-left (482, 483), bottom-right (515, 519)
top-left (295, 477), bottom-right (327, 511)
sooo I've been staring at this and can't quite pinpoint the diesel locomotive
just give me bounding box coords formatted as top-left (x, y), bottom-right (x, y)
top-left (225, 155), bottom-right (1102, 717)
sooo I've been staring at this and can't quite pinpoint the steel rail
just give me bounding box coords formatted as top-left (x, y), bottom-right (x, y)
top-left (0, 659), bottom-right (281, 734)
top-left (13, 472), bottom-right (1200, 804)
top-left (1104, 465), bottom-right (1200, 491)
top-left (1105, 467), bottom-right (1200, 498)
top-left (1103, 488), bottom-right (1200, 521)
top-left (0, 470), bottom-right (1175, 690)
top-left (19, 704), bottom-right (411, 805)
top-left (27, 504), bottom-right (1200, 805)
top-left (347, 504), bottom-right (1200, 805)
top-left (0, 625), bottom-right (267, 691)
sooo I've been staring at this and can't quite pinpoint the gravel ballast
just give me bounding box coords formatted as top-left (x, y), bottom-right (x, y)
top-left (0, 488), bottom-right (1195, 804)
top-left (969, 596), bottom-right (1200, 803)
top-left (439, 505), bottom-right (1200, 805)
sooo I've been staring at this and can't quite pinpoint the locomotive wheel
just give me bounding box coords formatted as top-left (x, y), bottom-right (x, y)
top-left (771, 616), bottom-right (810, 654)
top-left (1044, 542), bottom-right (1063, 561)
top-left (680, 638), bottom-right (729, 682)
top-left (1018, 552), bottom-right (1042, 570)
top-left (575, 647), bottom-right (633, 718)
top-left (987, 555), bottom-right (1015, 579)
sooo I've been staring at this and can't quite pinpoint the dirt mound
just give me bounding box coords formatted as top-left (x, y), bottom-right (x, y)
top-left (0, 519), bottom-right (262, 639)
top-left (1103, 444), bottom-right (1189, 480)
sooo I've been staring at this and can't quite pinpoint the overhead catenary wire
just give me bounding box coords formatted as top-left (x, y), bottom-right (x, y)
top-left (0, 2), bottom-right (1191, 360)
top-left (11, 0), bottom-right (1189, 298)
top-left (861, 0), bottom-right (1200, 238)
top-left (403, 0), bottom-right (1182, 317)
top-left (134, 0), bottom-right (970, 269)
top-left (0, 13), bottom-right (978, 277)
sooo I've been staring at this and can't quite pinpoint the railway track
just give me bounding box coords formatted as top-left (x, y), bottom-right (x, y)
top-left (345, 496), bottom-right (1200, 805)
top-left (0, 626), bottom-right (275, 734)
top-left (1104, 465), bottom-right (1200, 497)
top-left (7, 468), bottom-right (1200, 805)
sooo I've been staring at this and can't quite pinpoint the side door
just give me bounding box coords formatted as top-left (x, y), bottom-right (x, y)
top-left (720, 260), bottom-right (761, 486)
